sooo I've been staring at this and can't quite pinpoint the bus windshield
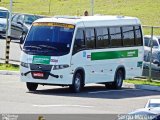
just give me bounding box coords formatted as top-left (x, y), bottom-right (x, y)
top-left (23, 23), bottom-right (75, 56)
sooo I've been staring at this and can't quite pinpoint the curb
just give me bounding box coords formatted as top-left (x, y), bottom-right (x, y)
top-left (124, 83), bottom-right (160, 92)
top-left (0, 70), bottom-right (19, 75)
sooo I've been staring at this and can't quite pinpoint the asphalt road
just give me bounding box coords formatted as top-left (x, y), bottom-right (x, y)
top-left (0, 74), bottom-right (160, 114)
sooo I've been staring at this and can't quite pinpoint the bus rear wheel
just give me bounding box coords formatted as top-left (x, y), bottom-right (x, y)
top-left (105, 69), bottom-right (124, 89)
top-left (113, 69), bottom-right (124, 89)
top-left (26, 82), bottom-right (38, 91)
top-left (69, 73), bottom-right (82, 93)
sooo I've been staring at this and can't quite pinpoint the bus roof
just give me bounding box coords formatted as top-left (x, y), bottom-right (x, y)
top-left (34, 15), bottom-right (141, 27)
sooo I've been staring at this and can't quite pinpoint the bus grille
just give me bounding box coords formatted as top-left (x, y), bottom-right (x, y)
top-left (30, 64), bottom-right (53, 71)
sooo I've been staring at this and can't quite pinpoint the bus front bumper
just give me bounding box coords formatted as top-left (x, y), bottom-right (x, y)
top-left (20, 67), bottom-right (73, 85)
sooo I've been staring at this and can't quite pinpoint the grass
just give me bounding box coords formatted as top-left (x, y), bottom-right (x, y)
top-left (1, 0), bottom-right (160, 35)
top-left (125, 79), bottom-right (160, 86)
top-left (0, 64), bottom-right (19, 71)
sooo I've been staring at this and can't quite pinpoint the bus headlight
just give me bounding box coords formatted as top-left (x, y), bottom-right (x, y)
top-left (21, 62), bottom-right (29, 68)
top-left (53, 64), bottom-right (69, 70)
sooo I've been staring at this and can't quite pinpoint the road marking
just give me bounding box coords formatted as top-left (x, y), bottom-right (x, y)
top-left (33, 104), bottom-right (94, 108)
top-left (88, 89), bottom-right (140, 94)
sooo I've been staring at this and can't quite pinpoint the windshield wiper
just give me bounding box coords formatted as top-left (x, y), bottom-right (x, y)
top-left (23, 45), bottom-right (42, 50)
top-left (38, 45), bottom-right (59, 51)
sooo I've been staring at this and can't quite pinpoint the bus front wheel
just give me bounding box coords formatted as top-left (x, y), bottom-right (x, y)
top-left (70, 73), bottom-right (82, 93)
top-left (26, 82), bottom-right (38, 91)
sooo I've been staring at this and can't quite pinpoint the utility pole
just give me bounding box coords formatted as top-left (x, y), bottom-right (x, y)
top-left (149, 26), bottom-right (154, 82)
top-left (8, 0), bottom-right (12, 37)
top-left (5, 0), bottom-right (12, 64)
top-left (49, 0), bottom-right (51, 14)
top-left (90, 0), bottom-right (94, 16)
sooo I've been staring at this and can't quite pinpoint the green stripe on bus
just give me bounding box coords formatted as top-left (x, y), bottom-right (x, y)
top-left (91, 49), bottom-right (138, 60)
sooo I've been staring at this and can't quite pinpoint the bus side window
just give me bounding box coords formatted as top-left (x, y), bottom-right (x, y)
top-left (73, 29), bottom-right (85, 54)
top-left (134, 26), bottom-right (143, 46)
top-left (96, 27), bottom-right (109, 48)
top-left (109, 27), bottom-right (122, 47)
top-left (85, 28), bottom-right (95, 49)
top-left (122, 26), bottom-right (135, 47)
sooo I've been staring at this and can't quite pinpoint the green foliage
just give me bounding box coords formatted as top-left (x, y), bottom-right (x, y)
top-left (0, 64), bottom-right (19, 71)
top-left (125, 79), bottom-right (160, 86)
top-left (1, 0), bottom-right (160, 34)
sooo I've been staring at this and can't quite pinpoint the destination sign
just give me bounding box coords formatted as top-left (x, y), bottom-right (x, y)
top-left (33, 22), bottom-right (75, 28)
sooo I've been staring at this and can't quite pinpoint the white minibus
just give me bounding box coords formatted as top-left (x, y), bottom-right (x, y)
top-left (20, 15), bottom-right (144, 92)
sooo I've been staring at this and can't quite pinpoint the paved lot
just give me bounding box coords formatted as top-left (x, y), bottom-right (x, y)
top-left (0, 74), bottom-right (160, 114)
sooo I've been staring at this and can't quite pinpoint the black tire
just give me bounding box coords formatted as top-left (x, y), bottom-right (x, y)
top-left (70, 73), bottom-right (82, 93)
top-left (113, 69), bottom-right (124, 89)
top-left (105, 69), bottom-right (124, 89)
top-left (26, 82), bottom-right (38, 91)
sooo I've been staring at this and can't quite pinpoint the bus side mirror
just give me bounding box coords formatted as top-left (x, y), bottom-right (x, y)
top-left (20, 37), bottom-right (24, 44)
top-left (20, 34), bottom-right (26, 45)
top-left (19, 37), bottom-right (25, 50)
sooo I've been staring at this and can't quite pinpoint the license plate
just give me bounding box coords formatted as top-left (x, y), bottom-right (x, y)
top-left (33, 72), bottom-right (44, 78)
